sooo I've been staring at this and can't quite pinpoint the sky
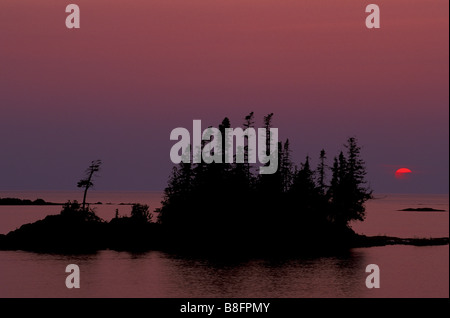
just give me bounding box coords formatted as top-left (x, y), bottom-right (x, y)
top-left (0, 0), bottom-right (448, 194)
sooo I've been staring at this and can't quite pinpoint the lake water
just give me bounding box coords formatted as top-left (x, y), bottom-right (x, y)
top-left (0, 191), bottom-right (448, 298)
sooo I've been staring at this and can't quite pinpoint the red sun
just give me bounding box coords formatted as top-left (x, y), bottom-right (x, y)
top-left (395, 168), bottom-right (412, 179)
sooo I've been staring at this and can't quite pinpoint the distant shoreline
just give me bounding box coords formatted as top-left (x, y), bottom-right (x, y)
top-left (352, 235), bottom-right (449, 248)
top-left (0, 197), bottom-right (61, 206)
top-left (0, 197), bottom-right (139, 207)
top-left (398, 207), bottom-right (447, 212)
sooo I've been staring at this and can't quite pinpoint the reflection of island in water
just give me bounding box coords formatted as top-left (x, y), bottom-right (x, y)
top-left (0, 115), bottom-right (449, 254)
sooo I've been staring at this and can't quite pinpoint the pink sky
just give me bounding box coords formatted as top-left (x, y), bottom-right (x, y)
top-left (0, 0), bottom-right (448, 193)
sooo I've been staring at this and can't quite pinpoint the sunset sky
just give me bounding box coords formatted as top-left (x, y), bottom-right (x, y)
top-left (0, 0), bottom-right (448, 194)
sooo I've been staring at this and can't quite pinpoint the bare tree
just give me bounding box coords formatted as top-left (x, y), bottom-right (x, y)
top-left (77, 160), bottom-right (102, 210)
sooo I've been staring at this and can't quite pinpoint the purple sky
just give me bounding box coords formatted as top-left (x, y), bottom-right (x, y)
top-left (0, 0), bottom-right (448, 194)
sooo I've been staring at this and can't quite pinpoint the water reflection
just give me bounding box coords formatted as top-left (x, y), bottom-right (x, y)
top-left (0, 245), bottom-right (448, 298)
top-left (146, 250), bottom-right (367, 297)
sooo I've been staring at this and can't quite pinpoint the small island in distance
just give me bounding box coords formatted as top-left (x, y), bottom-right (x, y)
top-left (398, 207), bottom-right (446, 212)
top-left (0, 113), bottom-right (448, 254)
top-left (0, 197), bottom-right (60, 206)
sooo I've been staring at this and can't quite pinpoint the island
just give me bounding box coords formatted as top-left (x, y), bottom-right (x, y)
top-left (0, 200), bottom-right (447, 253)
top-left (399, 207), bottom-right (446, 212)
top-left (0, 197), bottom-right (60, 206)
top-left (0, 120), bottom-right (448, 254)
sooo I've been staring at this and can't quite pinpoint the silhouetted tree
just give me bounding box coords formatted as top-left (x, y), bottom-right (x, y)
top-left (158, 160), bottom-right (192, 226)
top-left (328, 138), bottom-right (372, 227)
top-left (77, 160), bottom-right (102, 210)
top-left (263, 113), bottom-right (274, 157)
top-left (316, 149), bottom-right (327, 195)
top-left (327, 152), bottom-right (348, 225)
top-left (343, 137), bottom-right (373, 222)
top-left (131, 204), bottom-right (152, 223)
top-left (280, 139), bottom-right (294, 192)
top-left (243, 111), bottom-right (255, 180)
top-left (219, 117), bottom-right (231, 168)
top-left (291, 156), bottom-right (317, 203)
top-left (258, 113), bottom-right (279, 194)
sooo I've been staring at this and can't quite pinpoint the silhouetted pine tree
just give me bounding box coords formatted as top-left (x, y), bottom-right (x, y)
top-left (316, 149), bottom-right (327, 195)
top-left (290, 156), bottom-right (318, 209)
top-left (343, 137), bottom-right (373, 222)
top-left (243, 111), bottom-right (255, 182)
top-left (327, 138), bottom-right (372, 228)
top-left (327, 152), bottom-right (347, 226)
top-left (219, 117), bottom-right (232, 169)
top-left (257, 113), bottom-right (279, 194)
top-left (280, 139), bottom-right (294, 193)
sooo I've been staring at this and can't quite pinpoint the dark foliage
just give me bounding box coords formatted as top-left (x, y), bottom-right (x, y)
top-left (157, 114), bottom-right (374, 251)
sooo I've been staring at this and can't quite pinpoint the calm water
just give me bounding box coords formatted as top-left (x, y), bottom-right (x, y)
top-left (0, 192), bottom-right (448, 298)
